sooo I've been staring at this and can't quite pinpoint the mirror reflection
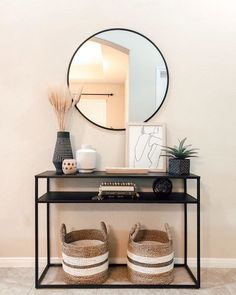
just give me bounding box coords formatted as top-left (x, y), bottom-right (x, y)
top-left (68, 29), bottom-right (169, 130)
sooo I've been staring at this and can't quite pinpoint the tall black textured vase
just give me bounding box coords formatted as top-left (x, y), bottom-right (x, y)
top-left (53, 131), bottom-right (73, 174)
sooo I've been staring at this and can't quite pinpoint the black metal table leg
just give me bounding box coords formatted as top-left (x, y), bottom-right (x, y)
top-left (184, 179), bottom-right (187, 266)
top-left (47, 178), bottom-right (50, 266)
top-left (35, 176), bottom-right (39, 288)
top-left (197, 177), bottom-right (201, 287)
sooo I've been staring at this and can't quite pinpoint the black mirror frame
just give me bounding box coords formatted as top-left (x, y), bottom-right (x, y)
top-left (67, 28), bottom-right (169, 131)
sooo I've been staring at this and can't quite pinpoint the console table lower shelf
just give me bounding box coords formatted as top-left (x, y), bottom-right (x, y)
top-left (38, 263), bottom-right (198, 289)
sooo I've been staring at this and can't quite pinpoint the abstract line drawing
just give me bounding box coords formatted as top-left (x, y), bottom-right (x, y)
top-left (126, 123), bottom-right (166, 172)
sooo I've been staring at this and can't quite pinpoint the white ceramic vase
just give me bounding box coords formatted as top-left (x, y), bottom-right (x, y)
top-left (76, 144), bottom-right (96, 173)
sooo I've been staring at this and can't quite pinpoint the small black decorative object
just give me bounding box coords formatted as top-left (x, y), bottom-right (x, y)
top-left (53, 131), bottom-right (73, 175)
top-left (153, 177), bottom-right (172, 196)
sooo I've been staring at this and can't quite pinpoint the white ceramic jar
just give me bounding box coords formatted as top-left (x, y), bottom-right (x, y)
top-left (76, 144), bottom-right (97, 173)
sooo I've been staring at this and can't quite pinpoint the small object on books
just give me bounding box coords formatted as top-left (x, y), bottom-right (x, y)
top-left (105, 167), bottom-right (148, 174)
top-left (152, 177), bottom-right (172, 197)
top-left (92, 182), bottom-right (140, 200)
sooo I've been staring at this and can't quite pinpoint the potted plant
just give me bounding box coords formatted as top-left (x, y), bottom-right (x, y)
top-left (48, 86), bottom-right (82, 174)
top-left (162, 138), bottom-right (198, 175)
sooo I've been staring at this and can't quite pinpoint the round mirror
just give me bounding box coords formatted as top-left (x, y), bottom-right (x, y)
top-left (67, 28), bottom-right (169, 131)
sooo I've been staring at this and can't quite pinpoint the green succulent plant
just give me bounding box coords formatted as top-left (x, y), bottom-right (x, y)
top-left (162, 138), bottom-right (198, 159)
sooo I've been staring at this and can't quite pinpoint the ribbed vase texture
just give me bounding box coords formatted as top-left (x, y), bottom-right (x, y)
top-left (53, 131), bottom-right (73, 174)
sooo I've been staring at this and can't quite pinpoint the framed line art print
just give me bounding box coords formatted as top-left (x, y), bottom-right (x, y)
top-left (126, 123), bottom-right (166, 172)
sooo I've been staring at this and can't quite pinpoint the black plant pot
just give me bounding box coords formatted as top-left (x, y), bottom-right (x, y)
top-left (168, 159), bottom-right (190, 175)
top-left (53, 131), bottom-right (73, 175)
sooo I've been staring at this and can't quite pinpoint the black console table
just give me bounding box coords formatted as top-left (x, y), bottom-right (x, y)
top-left (35, 171), bottom-right (200, 289)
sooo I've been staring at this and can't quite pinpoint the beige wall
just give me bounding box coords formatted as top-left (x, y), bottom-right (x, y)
top-left (1, 0), bottom-right (236, 262)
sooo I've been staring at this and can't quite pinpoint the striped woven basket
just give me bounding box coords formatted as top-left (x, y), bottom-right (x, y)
top-left (127, 223), bottom-right (174, 284)
top-left (60, 222), bottom-right (109, 284)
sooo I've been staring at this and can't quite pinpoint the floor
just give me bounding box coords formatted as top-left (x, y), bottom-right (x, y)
top-left (0, 268), bottom-right (236, 294)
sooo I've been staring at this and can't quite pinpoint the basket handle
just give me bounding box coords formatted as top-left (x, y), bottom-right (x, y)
top-left (100, 221), bottom-right (107, 240)
top-left (165, 223), bottom-right (172, 241)
top-left (60, 223), bottom-right (67, 243)
top-left (129, 223), bottom-right (140, 241)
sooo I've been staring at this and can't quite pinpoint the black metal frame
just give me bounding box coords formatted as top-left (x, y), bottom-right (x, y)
top-left (35, 171), bottom-right (200, 289)
top-left (67, 28), bottom-right (169, 131)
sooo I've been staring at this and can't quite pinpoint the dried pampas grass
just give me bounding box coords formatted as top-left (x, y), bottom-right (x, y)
top-left (48, 86), bottom-right (82, 131)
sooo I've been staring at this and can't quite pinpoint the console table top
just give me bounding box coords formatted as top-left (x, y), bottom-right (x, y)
top-left (35, 170), bottom-right (200, 179)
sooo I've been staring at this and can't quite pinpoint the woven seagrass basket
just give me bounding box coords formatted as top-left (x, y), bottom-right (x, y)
top-left (127, 223), bottom-right (174, 284)
top-left (60, 222), bottom-right (109, 284)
